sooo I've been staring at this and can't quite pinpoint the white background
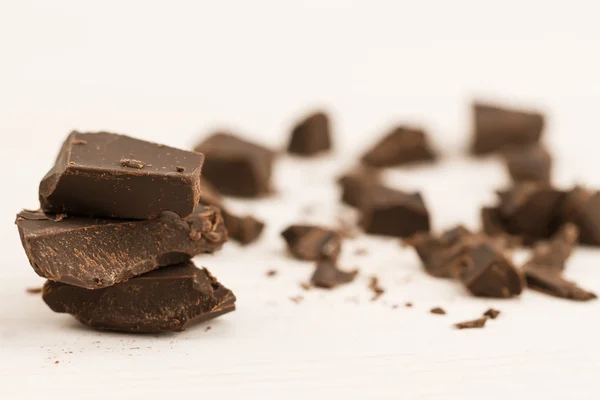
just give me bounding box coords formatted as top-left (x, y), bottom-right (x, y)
top-left (1, 1), bottom-right (600, 399)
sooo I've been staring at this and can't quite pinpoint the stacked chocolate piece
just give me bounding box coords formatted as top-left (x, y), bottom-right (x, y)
top-left (16, 131), bottom-right (236, 333)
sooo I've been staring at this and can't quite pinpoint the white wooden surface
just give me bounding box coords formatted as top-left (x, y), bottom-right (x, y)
top-left (1, 1), bottom-right (600, 399)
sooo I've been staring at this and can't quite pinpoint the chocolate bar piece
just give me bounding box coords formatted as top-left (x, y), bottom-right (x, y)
top-left (194, 133), bottom-right (275, 198)
top-left (222, 210), bottom-right (265, 245)
top-left (287, 111), bottom-right (331, 156)
top-left (310, 259), bottom-right (358, 289)
top-left (471, 102), bottom-right (544, 155)
top-left (337, 167), bottom-right (381, 208)
top-left (482, 183), bottom-right (565, 245)
top-left (561, 187), bottom-right (600, 246)
top-left (39, 131), bottom-right (204, 219)
top-left (458, 242), bottom-right (524, 298)
top-left (360, 185), bottom-right (430, 238)
top-left (42, 262), bottom-right (236, 333)
top-left (408, 226), bottom-right (473, 278)
top-left (281, 225), bottom-right (342, 261)
top-left (522, 224), bottom-right (596, 301)
top-left (16, 205), bottom-right (226, 289)
top-left (361, 127), bottom-right (437, 168)
top-left (503, 145), bottom-right (552, 183)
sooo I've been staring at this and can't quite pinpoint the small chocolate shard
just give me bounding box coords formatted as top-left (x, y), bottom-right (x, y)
top-left (337, 167), bottom-right (381, 208)
top-left (503, 145), bottom-right (552, 183)
top-left (310, 260), bottom-right (358, 289)
top-left (482, 182), bottom-right (565, 245)
top-left (368, 276), bottom-right (385, 301)
top-left (430, 307), bottom-right (446, 315)
top-left (287, 111), bottom-right (331, 156)
top-left (408, 226), bottom-right (473, 278)
top-left (281, 225), bottom-right (342, 261)
top-left (16, 205), bottom-right (226, 289)
top-left (454, 316), bottom-right (488, 330)
top-left (266, 269), bottom-right (277, 277)
top-left (194, 133), bottom-right (275, 198)
top-left (40, 131), bottom-right (204, 219)
top-left (222, 210), bottom-right (265, 245)
top-left (561, 187), bottom-right (600, 246)
top-left (42, 262), bottom-right (236, 333)
top-left (26, 287), bottom-right (43, 294)
top-left (471, 102), bottom-right (544, 155)
top-left (483, 309), bottom-right (500, 319)
top-left (405, 302), bottom-right (413, 308)
top-left (459, 242), bottom-right (524, 298)
top-left (361, 126), bottom-right (437, 167)
top-left (522, 224), bottom-right (596, 301)
top-left (360, 185), bottom-right (430, 238)
top-left (120, 158), bottom-right (145, 169)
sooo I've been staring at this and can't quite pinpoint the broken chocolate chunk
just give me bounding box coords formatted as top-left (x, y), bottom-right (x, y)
top-left (503, 145), bottom-right (552, 183)
top-left (39, 131), bottom-right (204, 219)
top-left (471, 102), bottom-right (544, 155)
top-left (430, 307), bottom-right (446, 315)
top-left (310, 260), bottom-right (358, 289)
top-left (194, 133), bottom-right (275, 198)
top-left (360, 185), bottom-right (430, 238)
top-left (368, 276), bottom-right (385, 301)
top-left (458, 242), bottom-right (524, 298)
top-left (42, 262), bottom-right (236, 333)
top-left (287, 111), bottom-right (331, 156)
top-left (281, 225), bottom-right (342, 261)
top-left (483, 309), bottom-right (500, 319)
top-left (482, 183), bottom-right (565, 245)
top-left (408, 226), bottom-right (473, 278)
top-left (522, 224), bottom-right (596, 301)
top-left (361, 126), bottom-right (437, 167)
top-left (337, 167), bottom-right (381, 208)
top-left (222, 210), bottom-right (264, 245)
top-left (561, 187), bottom-right (600, 246)
top-left (454, 316), bottom-right (488, 329)
top-left (16, 205), bottom-right (226, 289)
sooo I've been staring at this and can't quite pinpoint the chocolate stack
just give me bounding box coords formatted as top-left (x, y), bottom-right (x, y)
top-left (15, 131), bottom-right (236, 333)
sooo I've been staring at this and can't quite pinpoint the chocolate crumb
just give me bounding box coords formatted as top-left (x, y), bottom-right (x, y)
top-left (430, 307), bottom-right (446, 315)
top-left (300, 282), bottom-right (312, 291)
top-left (266, 269), bottom-right (278, 277)
top-left (72, 138), bottom-right (87, 145)
top-left (483, 308), bottom-right (501, 319)
top-left (176, 166), bottom-right (186, 173)
top-left (290, 295), bottom-right (304, 304)
top-left (368, 276), bottom-right (385, 301)
top-left (454, 316), bottom-right (488, 330)
top-left (54, 361), bottom-right (59, 364)
top-left (120, 158), bottom-right (145, 169)
top-left (405, 302), bottom-right (413, 308)
top-left (205, 326), bottom-right (212, 332)
top-left (26, 287), bottom-right (43, 294)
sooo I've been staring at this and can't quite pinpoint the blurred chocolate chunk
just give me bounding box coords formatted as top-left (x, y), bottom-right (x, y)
top-left (287, 111), bottom-right (331, 156)
top-left (222, 210), bottom-right (264, 245)
top-left (310, 259), bottom-right (358, 289)
top-left (483, 309), bottom-right (500, 319)
top-left (458, 242), bottom-right (524, 298)
top-left (408, 226), bottom-right (473, 278)
top-left (337, 167), bottom-right (381, 208)
top-left (561, 187), bottom-right (600, 246)
top-left (360, 185), bottom-right (430, 238)
top-left (194, 133), bottom-right (275, 198)
top-left (42, 262), bottom-right (236, 333)
top-left (482, 183), bottom-right (565, 245)
top-left (471, 102), bottom-right (544, 155)
top-left (16, 205), bottom-right (226, 289)
top-left (523, 224), bottom-right (596, 301)
top-left (361, 126), bottom-right (437, 168)
top-left (503, 145), bottom-right (552, 183)
top-left (455, 317), bottom-right (488, 330)
top-left (281, 225), bottom-right (342, 261)
top-left (40, 131), bottom-right (204, 219)
top-left (430, 307), bottom-right (446, 315)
